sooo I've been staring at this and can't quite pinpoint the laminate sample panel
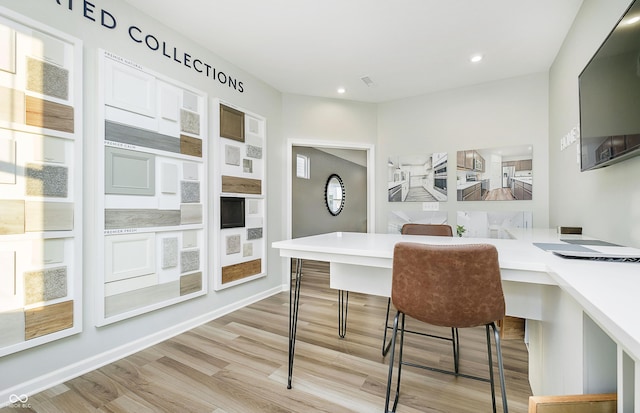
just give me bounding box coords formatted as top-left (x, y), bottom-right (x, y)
top-left (26, 57), bottom-right (69, 100)
top-left (104, 273), bottom-right (158, 296)
top-left (105, 233), bottom-right (155, 282)
top-left (180, 204), bottom-right (202, 225)
top-left (105, 209), bottom-right (181, 229)
top-left (221, 175), bottom-right (261, 195)
top-left (180, 135), bottom-right (202, 157)
top-left (0, 136), bottom-right (16, 184)
top-left (180, 272), bottom-right (201, 296)
top-left (0, 86), bottom-right (25, 124)
top-left (180, 181), bottom-right (200, 203)
top-left (0, 310), bottom-right (24, 347)
top-left (220, 104), bottom-right (244, 142)
top-left (162, 237), bottom-right (178, 269)
top-left (24, 300), bottom-right (73, 340)
top-left (0, 200), bottom-right (25, 235)
top-left (25, 202), bottom-right (74, 232)
top-left (33, 136), bottom-right (66, 164)
top-left (180, 109), bottom-right (200, 135)
top-left (25, 164), bottom-right (68, 197)
top-left (24, 266), bottom-right (68, 305)
top-left (180, 249), bottom-right (200, 273)
top-left (0, 25), bottom-right (16, 74)
top-left (105, 147), bottom-right (155, 196)
top-left (25, 96), bottom-right (74, 133)
top-left (221, 259), bottom-right (261, 284)
top-left (105, 281), bottom-right (179, 317)
top-left (160, 163), bottom-right (178, 193)
top-left (105, 121), bottom-right (180, 154)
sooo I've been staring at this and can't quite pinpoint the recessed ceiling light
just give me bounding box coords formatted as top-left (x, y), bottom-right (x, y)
top-left (470, 54), bottom-right (483, 63)
top-left (337, 87), bottom-right (346, 94)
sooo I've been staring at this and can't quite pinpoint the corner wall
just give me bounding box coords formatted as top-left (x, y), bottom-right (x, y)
top-left (549, 0), bottom-right (640, 248)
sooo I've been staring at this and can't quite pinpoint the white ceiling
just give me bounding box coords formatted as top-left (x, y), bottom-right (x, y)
top-left (122, 0), bottom-right (584, 103)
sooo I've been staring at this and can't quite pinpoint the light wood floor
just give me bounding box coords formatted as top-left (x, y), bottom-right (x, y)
top-left (3, 261), bottom-right (532, 413)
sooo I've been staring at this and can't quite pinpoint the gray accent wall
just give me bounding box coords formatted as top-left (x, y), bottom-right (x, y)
top-left (549, 0), bottom-right (640, 248)
top-left (292, 147), bottom-right (367, 238)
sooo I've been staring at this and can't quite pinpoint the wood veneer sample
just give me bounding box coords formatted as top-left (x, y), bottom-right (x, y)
top-left (25, 95), bottom-right (74, 133)
top-left (105, 209), bottom-right (181, 229)
top-left (0, 200), bottom-right (25, 235)
top-left (0, 86), bottom-right (25, 124)
top-left (180, 134), bottom-right (202, 157)
top-left (220, 104), bottom-right (244, 142)
top-left (24, 300), bottom-right (73, 340)
top-left (221, 175), bottom-right (261, 195)
top-left (180, 272), bottom-right (202, 296)
top-left (221, 259), bottom-right (261, 284)
top-left (25, 201), bottom-right (74, 232)
top-left (105, 121), bottom-right (180, 154)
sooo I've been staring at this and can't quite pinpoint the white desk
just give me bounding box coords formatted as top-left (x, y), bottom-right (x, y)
top-left (272, 231), bottom-right (640, 412)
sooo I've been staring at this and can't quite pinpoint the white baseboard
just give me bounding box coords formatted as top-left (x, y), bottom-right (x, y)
top-left (1, 285), bottom-right (283, 407)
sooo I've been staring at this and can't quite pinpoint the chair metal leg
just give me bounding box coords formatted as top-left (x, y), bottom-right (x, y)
top-left (287, 258), bottom-right (303, 389)
top-left (491, 322), bottom-right (509, 413)
top-left (338, 290), bottom-right (348, 338)
top-left (384, 311), bottom-right (404, 413)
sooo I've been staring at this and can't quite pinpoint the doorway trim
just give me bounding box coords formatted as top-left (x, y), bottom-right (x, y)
top-left (286, 139), bottom-right (376, 240)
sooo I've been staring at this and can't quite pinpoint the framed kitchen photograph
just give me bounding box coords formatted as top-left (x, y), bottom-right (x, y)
top-left (456, 144), bottom-right (533, 201)
top-left (387, 153), bottom-right (448, 202)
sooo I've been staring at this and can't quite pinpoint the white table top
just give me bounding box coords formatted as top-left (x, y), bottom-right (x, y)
top-left (272, 230), bottom-right (640, 361)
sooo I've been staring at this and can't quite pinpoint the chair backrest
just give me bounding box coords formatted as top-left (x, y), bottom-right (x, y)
top-left (401, 223), bottom-right (453, 237)
top-left (391, 242), bottom-right (505, 328)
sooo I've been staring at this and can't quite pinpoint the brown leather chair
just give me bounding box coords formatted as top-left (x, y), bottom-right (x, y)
top-left (385, 242), bottom-right (508, 413)
top-left (382, 224), bottom-right (458, 372)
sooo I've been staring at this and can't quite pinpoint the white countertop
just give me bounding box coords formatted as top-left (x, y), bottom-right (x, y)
top-left (456, 181), bottom-right (481, 190)
top-left (273, 230), bottom-right (640, 361)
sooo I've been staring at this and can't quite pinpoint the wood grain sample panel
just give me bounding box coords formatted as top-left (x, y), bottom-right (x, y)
top-left (221, 175), bottom-right (261, 195)
top-left (220, 104), bottom-right (244, 142)
top-left (24, 300), bottom-right (73, 340)
top-left (0, 86), bottom-right (25, 124)
top-left (25, 201), bottom-right (74, 231)
top-left (0, 200), bottom-right (25, 235)
top-left (180, 272), bottom-right (202, 296)
top-left (221, 259), bottom-right (261, 284)
top-left (25, 95), bottom-right (74, 133)
top-left (105, 121), bottom-right (180, 154)
top-left (105, 281), bottom-right (179, 317)
top-left (105, 209), bottom-right (181, 229)
top-left (180, 135), bottom-right (202, 157)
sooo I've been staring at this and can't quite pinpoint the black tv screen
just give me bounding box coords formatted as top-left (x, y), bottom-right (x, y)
top-left (579, 0), bottom-right (640, 171)
top-left (220, 197), bottom-right (245, 229)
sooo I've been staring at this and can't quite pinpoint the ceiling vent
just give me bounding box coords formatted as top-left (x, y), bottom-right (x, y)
top-left (360, 75), bottom-right (375, 87)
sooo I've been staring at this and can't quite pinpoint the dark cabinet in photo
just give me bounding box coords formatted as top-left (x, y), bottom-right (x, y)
top-left (220, 196), bottom-right (245, 228)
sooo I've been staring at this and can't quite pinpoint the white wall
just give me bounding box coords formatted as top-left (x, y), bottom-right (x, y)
top-left (0, 0), bottom-right (284, 401)
top-left (549, 0), bottom-right (640, 248)
top-left (377, 73), bottom-right (550, 231)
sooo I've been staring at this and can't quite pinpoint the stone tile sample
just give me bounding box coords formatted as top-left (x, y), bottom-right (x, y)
top-left (180, 249), bottom-right (200, 273)
top-left (25, 163), bottom-right (68, 197)
top-left (24, 266), bottom-right (68, 304)
top-left (181, 181), bottom-right (200, 203)
top-left (26, 57), bottom-right (69, 100)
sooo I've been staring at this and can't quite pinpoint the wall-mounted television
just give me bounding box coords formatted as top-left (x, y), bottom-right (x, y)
top-left (579, 0), bottom-right (640, 171)
top-left (220, 196), bottom-right (245, 229)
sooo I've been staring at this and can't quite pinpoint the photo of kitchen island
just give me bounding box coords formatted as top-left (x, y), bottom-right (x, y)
top-left (456, 144), bottom-right (533, 201)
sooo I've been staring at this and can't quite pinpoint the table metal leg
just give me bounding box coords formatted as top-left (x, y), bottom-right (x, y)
top-left (288, 258), bottom-right (303, 389)
top-left (338, 290), bottom-right (349, 338)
